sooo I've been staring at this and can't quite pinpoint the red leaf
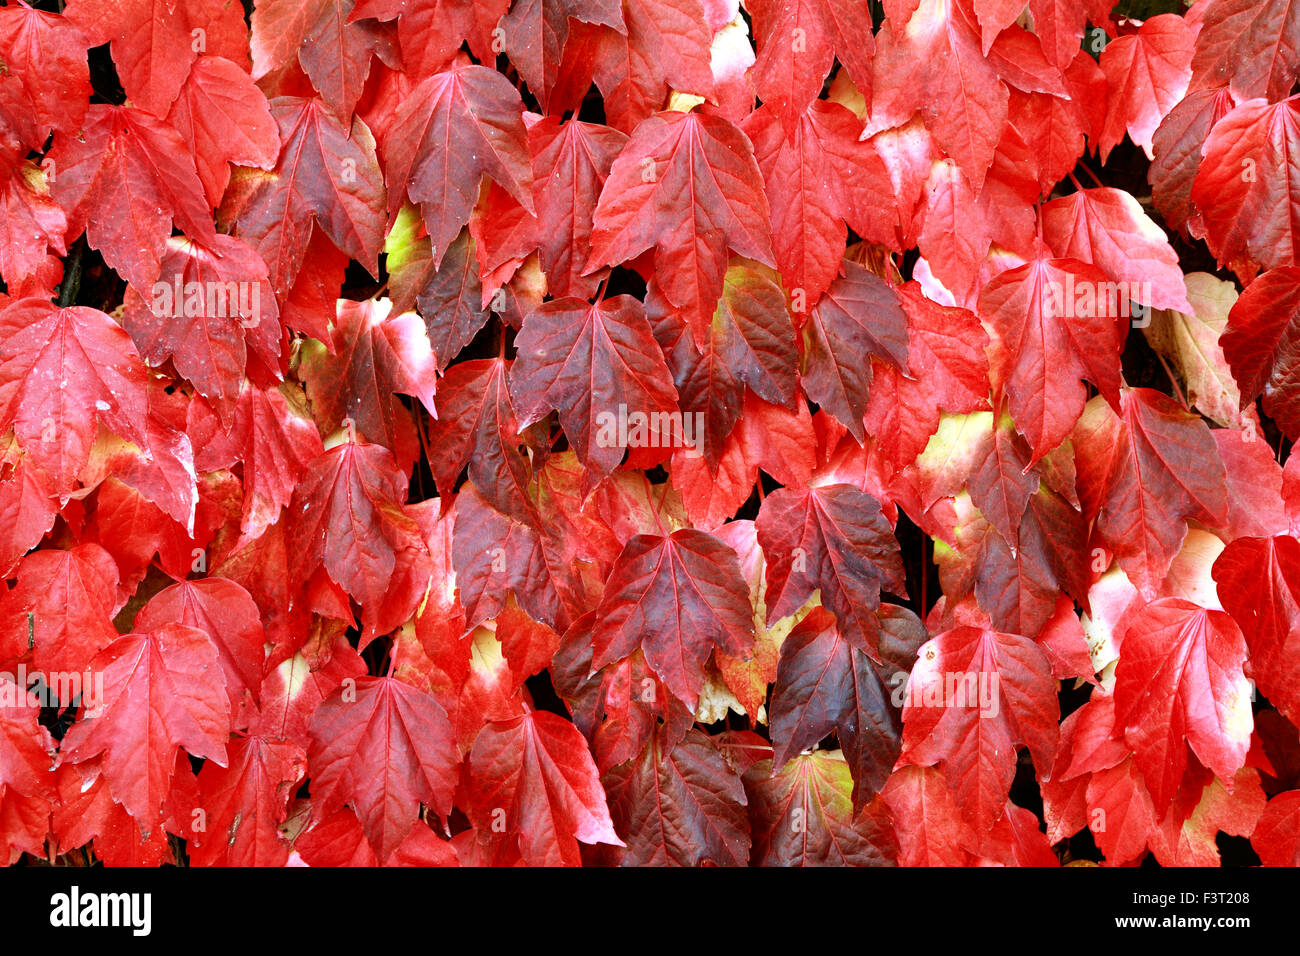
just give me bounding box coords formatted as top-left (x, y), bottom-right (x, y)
top-left (2, 543), bottom-right (120, 675)
top-left (589, 0), bottom-right (715, 134)
top-left (978, 254), bottom-right (1124, 462)
top-left (65, 0), bottom-right (248, 118)
top-left (59, 624), bottom-right (231, 829)
top-left (134, 578), bottom-right (266, 732)
top-left (1190, 0), bottom-right (1300, 103)
top-left (0, 299), bottom-right (151, 493)
top-left (587, 110), bottom-right (774, 348)
top-left (899, 625), bottom-right (1059, 834)
top-left (122, 236), bottom-right (281, 414)
top-left (1073, 388), bottom-right (1228, 597)
top-left (236, 97), bottom-right (387, 297)
top-left (743, 751), bottom-right (898, 866)
top-left (307, 676), bottom-right (458, 862)
top-left (299, 298), bottom-right (438, 449)
top-left (756, 484), bottom-right (906, 653)
top-left (1113, 598), bottom-right (1253, 812)
top-left (1191, 95), bottom-right (1300, 278)
top-left (1220, 267), bottom-right (1300, 439)
top-left (746, 0), bottom-right (875, 133)
top-left (166, 57), bottom-right (280, 209)
top-left (602, 727), bottom-right (750, 866)
top-left (1041, 186), bottom-right (1191, 313)
top-left (1213, 536), bottom-right (1300, 727)
top-left (769, 607), bottom-right (906, 806)
top-left (189, 735), bottom-right (307, 867)
top-left (48, 104), bottom-right (216, 290)
top-left (0, 3), bottom-right (90, 149)
top-left (880, 765), bottom-right (979, 866)
top-left (511, 295), bottom-right (678, 491)
top-left (799, 260), bottom-right (909, 440)
top-left (498, 0), bottom-right (624, 109)
top-left (287, 441), bottom-right (424, 607)
top-left (252, 0), bottom-right (396, 120)
top-left (1098, 13), bottom-right (1194, 161)
top-left (461, 708), bottom-right (624, 866)
top-left (591, 528), bottom-right (755, 708)
top-left (425, 358), bottom-right (535, 518)
top-left (0, 157), bottom-right (66, 291)
top-left (528, 115), bottom-right (628, 299)
top-left (385, 64), bottom-right (534, 266)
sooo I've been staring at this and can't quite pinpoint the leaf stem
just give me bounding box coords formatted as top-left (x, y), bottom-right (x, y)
top-left (1155, 350), bottom-right (1189, 409)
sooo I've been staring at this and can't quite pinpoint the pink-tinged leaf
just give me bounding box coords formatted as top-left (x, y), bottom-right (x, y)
top-left (48, 104), bottom-right (215, 290)
top-left (59, 624), bottom-right (230, 829)
top-left (0, 299), bottom-right (150, 493)
top-left (899, 625), bottom-right (1059, 834)
top-left (978, 255), bottom-right (1124, 462)
top-left (1114, 598), bottom-right (1253, 813)
top-left (880, 765), bottom-right (979, 866)
top-left (308, 676), bottom-right (458, 862)
top-left (1073, 388), bottom-right (1228, 598)
top-left (1191, 96), bottom-right (1300, 278)
top-left (1041, 186), bottom-right (1192, 313)
top-left (1098, 13), bottom-right (1194, 161)
top-left (299, 298), bottom-right (438, 449)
